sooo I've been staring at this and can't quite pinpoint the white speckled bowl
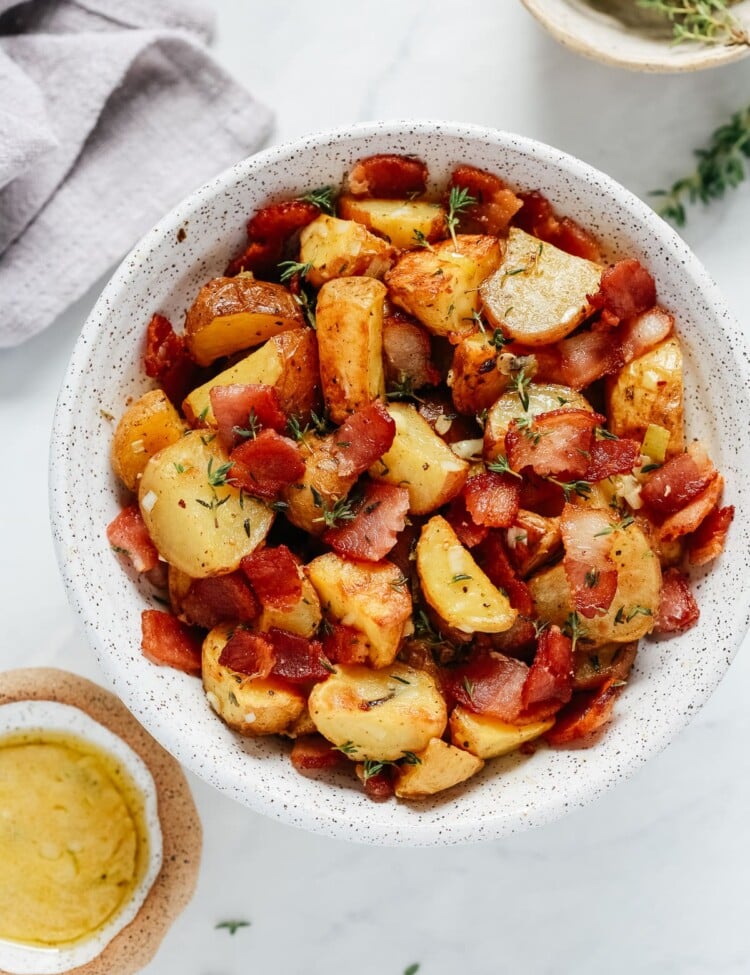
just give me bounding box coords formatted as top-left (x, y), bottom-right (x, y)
top-left (50, 121), bottom-right (750, 846)
top-left (521, 0), bottom-right (750, 72)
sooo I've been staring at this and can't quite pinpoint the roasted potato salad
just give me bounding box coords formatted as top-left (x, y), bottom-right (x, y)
top-left (108, 151), bottom-right (732, 804)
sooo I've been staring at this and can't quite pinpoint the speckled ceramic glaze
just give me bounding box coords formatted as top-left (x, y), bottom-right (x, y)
top-left (522, 0), bottom-right (750, 72)
top-left (50, 121), bottom-right (750, 847)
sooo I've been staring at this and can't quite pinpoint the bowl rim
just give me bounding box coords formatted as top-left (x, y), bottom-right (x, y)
top-left (49, 119), bottom-right (750, 846)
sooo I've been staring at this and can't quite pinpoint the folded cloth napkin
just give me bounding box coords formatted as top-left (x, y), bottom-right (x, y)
top-left (0, 0), bottom-right (273, 348)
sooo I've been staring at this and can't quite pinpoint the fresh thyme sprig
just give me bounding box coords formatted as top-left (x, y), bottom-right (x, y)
top-left (486, 455), bottom-right (523, 479)
top-left (547, 476), bottom-right (592, 502)
top-left (233, 408), bottom-right (260, 441)
top-left (636, 0), bottom-right (748, 46)
top-left (508, 365), bottom-right (533, 411)
top-left (563, 611), bottom-right (587, 653)
top-left (387, 372), bottom-right (423, 403)
top-left (216, 920), bottom-right (251, 935)
top-left (298, 186), bottom-right (337, 215)
top-left (207, 458), bottom-right (234, 488)
top-left (652, 102), bottom-right (750, 226)
top-left (278, 260), bottom-right (312, 283)
top-left (310, 487), bottom-right (357, 528)
top-left (446, 186), bottom-right (478, 245)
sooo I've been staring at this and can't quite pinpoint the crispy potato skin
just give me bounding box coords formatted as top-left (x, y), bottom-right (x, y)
top-left (111, 389), bottom-right (187, 492)
top-left (202, 623), bottom-right (305, 736)
top-left (449, 332), bottom-right (510, 415)
top-left (184, 277), bottom-right (304, 366)
top-left (299, 214), bottom-right (394, 288)
top-left (394, 738), bottom-right (484, 798)
top-left (338, 196), bottom-right (447, 249)
top-left (449, 707), bottom-right (553, 759)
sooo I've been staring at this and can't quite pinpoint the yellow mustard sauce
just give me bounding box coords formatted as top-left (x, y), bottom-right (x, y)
top-left (0, 730), bottom-right (150, 948)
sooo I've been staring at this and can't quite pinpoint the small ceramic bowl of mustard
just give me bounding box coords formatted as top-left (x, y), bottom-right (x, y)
top-left (521, 0), bottom-right (750, 72)
top-left (0, 669), bottom-right (201, 975)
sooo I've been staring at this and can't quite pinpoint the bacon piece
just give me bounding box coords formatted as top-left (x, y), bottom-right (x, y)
top-left (442, 651), bottom-right (530, 722)
top-left (224, 239), bottom-right (281, 278)
top-left (688, 504), bottom-right (734, 566)
top-left (514, 191), bottom-right (602, 262)
top-left (463, 472), bottom-right (521, 528)
top-left (546, 679), bottom-right (623, 745)
top-left (267, 628), bottom-right (330, 683)
top-left (618, 306), bottom-right (674, 362)
top-left (246, 199), bottom-right (320, 242)
top-left (229, 429), bottom-right (305, 498)
top-left (522, 625), bottom-right (573, 711)
top-left (506, 408), bottom-right (603, 480)
top-left (362, 766), bottom-right (395, 801)
top-left (144, 313), bottom-right (197, 405)
top-left (210, 384), bottom-right (287, 450)
top-left (585, 437), bottom-right (641, 482)
top-left (448, 164), bottom-right (523, 235)
top-left (331, 401), bottom-right (396, 477)
top-left (573, 641), bottom-right (638, 691)
top-left (323, 482), bottom-right (410, 562)
top-left (181, 572), bottom-right (259, 629)
top-left (383, 315), bottom-right (440, 390)
top-left (107, 505), bottom-right (159, 573)
top-left (654, 568), bottom-right (700, 633)
top-left (659, 475), bottom-right (724, 543)
top-left (347, 153), bottom-right (428, 198)
top-left (505, 510), bottom-right (562, 578)
top-left (321, 622), bottom-right (369, 665)
top-left (641, 444), bottom-right (716, 516)
top-left (518, 472), bottom-right (566, 517)
top-left (475, 531), bottom-right (535, 616)
top-left (444, 495), bottom-right (489, 549)
top-left (291, 735), bottom-right (344, 773)
top-left (560, 504), bottom-right (618, 619)
top-left (593, 259), bottom-right (657, 322)
top-left (240, 545), bottom-right (302, 610)
top-left (218, 629), bottom-right (275, 678)
top-left (141, 609), bottom-right (202, 676)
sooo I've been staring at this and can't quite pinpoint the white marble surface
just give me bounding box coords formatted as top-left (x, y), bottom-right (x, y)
top-left (2, 2), bottom-right (750, 973)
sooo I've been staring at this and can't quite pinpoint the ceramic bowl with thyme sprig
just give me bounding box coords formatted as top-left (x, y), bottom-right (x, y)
top-left (521, 0), bottom-right (750, 71)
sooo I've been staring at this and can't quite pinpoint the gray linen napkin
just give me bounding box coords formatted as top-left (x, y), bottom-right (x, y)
top-left (0, 0), bottom-right (273, 348)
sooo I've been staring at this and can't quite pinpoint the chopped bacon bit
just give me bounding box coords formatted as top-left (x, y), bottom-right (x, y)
top-left (654, 568), bottom-right (700, 633)
top-left (224, 239), bottom-right (281, 278)
top-left (561, 504), bottom-right (618, 619)
top-left (463, 471), bottom-right (521, 528)
top-left (347, 153), bottom-right (428, 198)
top-left (144, 313), bottom-right (197, 405)
top-left (618, 306), bottom-right (674, 363)
top-left (383, 315), bottom-right (440, 390)
top-left (181, 573), bottom-right (259, 629)
top-left (593, 259), bottom-right (657, 322)
top-left (246, 199), bottom-right (320, 242)
top-left (321, 622), bottom-right (369, 665)
top-left (514, 191), bottom-right (602, 262)
top-left (210, 384), bottom-right (287, 450)
top-left (528, 329), bottom-right (624, 390)
top-left (518, 472), bottom-right (567, 517)
top-left (323, 482), bottom-right (410, 562)
top-left (229, 430), bottom-right (305, 498)
top-left (688, 504), bottom-right (734, 566)
top-left (573, 641), bottom-right (638, 692)
top-left (107, 505), bottom-right (160, 573)
top-left (218, 629), bottom-right (275, 678)
top-left (546, 679), bottom-right (623, 745)
top-left (240, 545), bottom-right (302, 610)
top-left (506, 408), bottom-right (603, 480)
top-left (362, 766), bottom-right (395, 801)
top-left (586, 437), bottom-right (641, 482)
top-left (267, 628), bottom-right (330, 683)
top-left (332, 401), bottom-right (396, 477)
top-left (290, 735), bottom-right (344, 773)
top-left (448, 164), bottom-right (523, 235)
top-left (522, 625), bottom-right (573, 711)
top-left (659, 474), bottom-right (724, 543)
top-left (442, 651), bottom-right (530, 722)
top-left (444, 495), bottom-right (489, 549)
top-left (475, 531), bottom-right (535, 617)
top-left (505, 510), bottom-right (562, 578)
top-left (641, 444), bottom-right (716, 516)
top-left (141, 609), bottom-right (202, 676)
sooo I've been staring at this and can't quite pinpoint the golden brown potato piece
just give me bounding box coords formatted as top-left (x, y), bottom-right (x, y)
top-left (506, 510), bottom-right (563, 578)
top-left (483, 383), bottom-right (593, 460)
top-left (315, 277), bottom-right (386, 423)
top-left (182, 328), bottom-right (320, 426)
top-left (338, 196), bottom-right (447, 249)
top-left (449, 331), bottom-right (510, 415)
top-left (449, 707), bottom-right (553, 759)
top-left (394, 738), bottom-right (484, 798)
top-left (480, 228), bottom-right (602, 346)
top-left (138, 431), bottom-right (273, 578)
top-left (202, 624), bottom-right (305, 736)
top-left (257, 572), bottom-right (322, 638)
top-left (368, 403), bottom-right (468, 515)
top-left (605, 336), bottom-right (685, 458)
top-left (528, 518), bottom-right (661, 645)
top-left (417, 516), bottom-right (517, 635)
top-left (184, 277), bottom-right (304, 366)
top-left (299, 214), bottom-right (394, 288)
top-left (385, 235), bottom-right (502, 336)
top-left (282, 433), bottom-right (358, 536)
top-left (111, 389), bottom-right (187, 492)
top-left (306, 554), bottom-right (412, 668)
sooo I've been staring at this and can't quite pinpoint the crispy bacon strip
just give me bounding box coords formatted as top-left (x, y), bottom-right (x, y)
top-left (332, 401), bottom-right (396, 477)
top-left (521, 625), bottom-right (573, 711)
top-left (246, 199), bottom-right (320, 242)
top-left (463, 472), bottom-right (521, 528)
top-left (291, 735), bottom-right (344, 773)
top-left (506, 408), bottom-right (603, 480)
top-left (267, 628), bottom-right (330, 683)
top-left (323, 482), bottom-right (410, 562)
top-left (593, 259), bottom-right (657, 322)
top-left (321, 622), bottom-right (369, 665)
top-left (659, 474), bottom-right (724, 543)
top-left (476, 531), bottom-right (535, 616)
top-left (210, 384), bottom-right (287, 449)
top-left (347, 153), bottom-right (428, 198)
top-left (560, 504), bottom-right (618, 619)
top-left (362, 766), bottom-right (395, 801)
top-left (230, 430), bottom-right (305, 498)
top-left (688, 504), bottom-right (734, 566)
top-left (442, 651), bottom-right (530, 722)
top-left (448, 164), bottom-right (523, 235)
top-left (514, 190), bottom-right (602, 262)
top-left (181, 573), bottom-right (259, 629)
top-left (141, 609), bottom-right (202, 676)
top-left (144, 313), bottom-right (197, 405)
top-left (240, 545), bottom-right (303, 610)
top-left (654, 568), bottom-right (700, 633)
top-left (219, 629), bottom-right (275, 678)
top-left (641, 444), bottom-right (716, 516)
top-left (383, 315), bottom-right (440, 390)
top-left (546, 679), bottom-right (623, 745)
top-left (443, 495), bottom-right (489, 549)
top-left (107, 505), bottom-right (159, 573)
top-left (618, 306), bottom-right (674, 362)
top-left (585, 437), bottom-right (641, 482)
top-left (224, 239), bottom-right (280, 278)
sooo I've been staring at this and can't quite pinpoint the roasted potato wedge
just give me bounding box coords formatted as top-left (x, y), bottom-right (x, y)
top-left (394, 737), bottom-right (484, 798)
top-left (605, 335), bottom-right (685, 458)
top-left (111, 389), bottom-right (187, 492)
top-left (483, 382), bottom-right (593, 460)
top-left (202, 623), bottom-right (305, 736)
top-left (449, 331), bottom-right (510, 414)
top-left (449, 707), bottom-right (553, 758)
top-left (299, 214), bottom-right (393, 288)
top-left (306, 554), bottom-right (412, 667)
top-left (283, 434), bottom-right (358, 536)
top-left (417, 515), bottom-right (517, 634)
top-left (184, 276), bottom-right (304, 366)
top-left (138, 431), bottom-right (273, 577)
top-left (369, 403), bottom-right (469, 515)
top-left (183, 328), bottom-right (320, 426)
top-left (385, 235), bottom-right (502, 336)
top-left (308, 663), bottom-right (447, 762)
top-left (480, 228), bottom-right (602, 346)
top-left (338, 195), bottom-right (447, 249)
top-left (315, 277), bottom-right (386, 422)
